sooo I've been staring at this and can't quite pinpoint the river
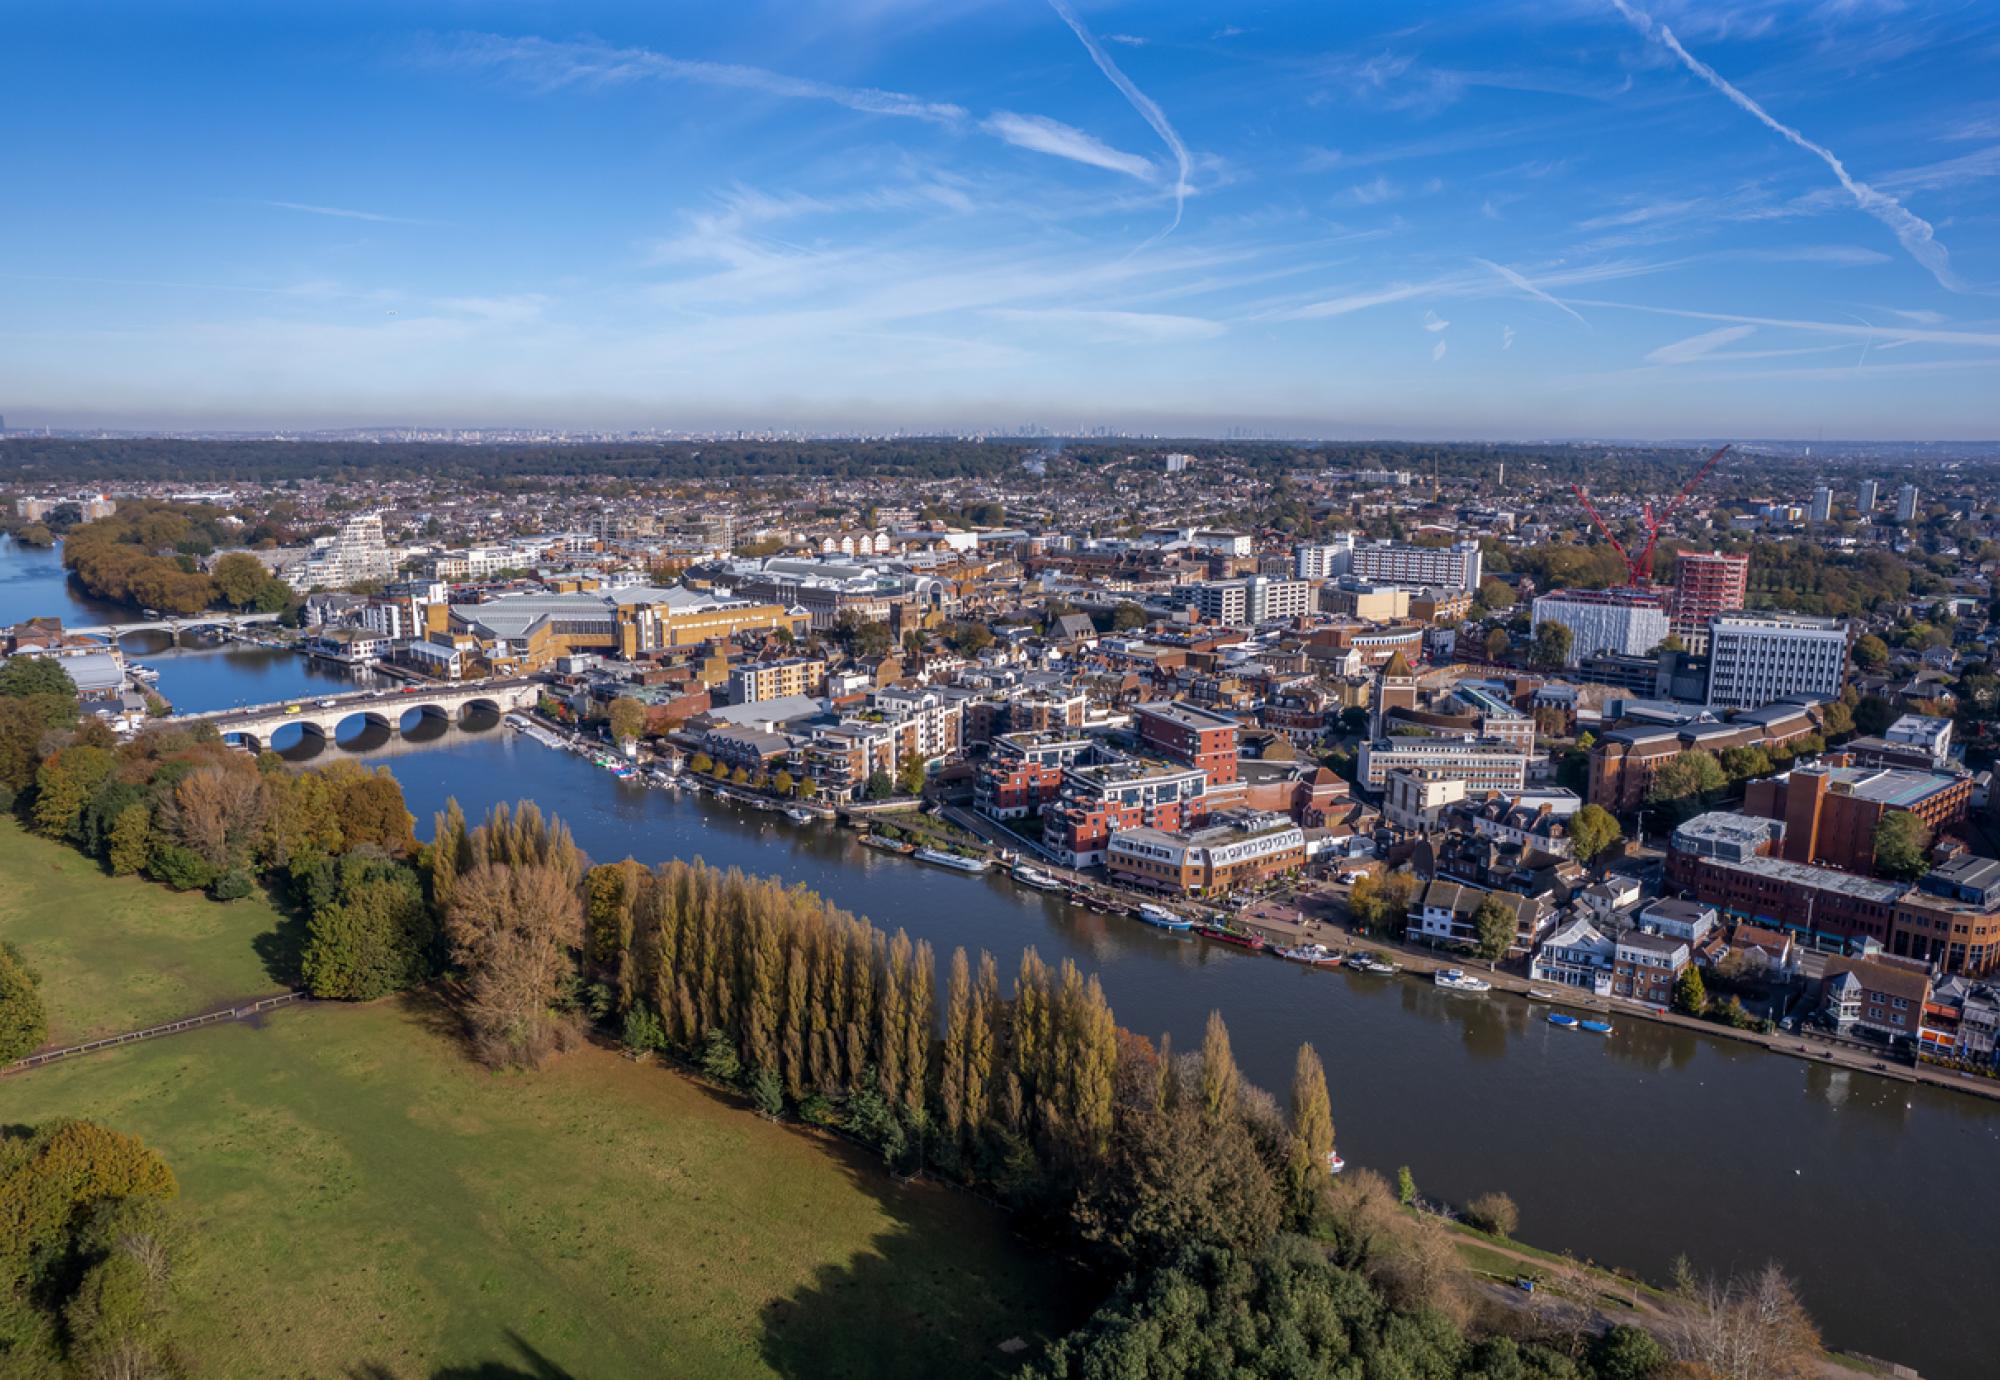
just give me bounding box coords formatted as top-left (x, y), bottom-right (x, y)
top-left (3, 536), bottom-right (1993, 1376)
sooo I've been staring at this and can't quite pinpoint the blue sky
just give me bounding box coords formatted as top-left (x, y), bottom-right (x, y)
top-left (5, 0), bottom-right (1999, 438)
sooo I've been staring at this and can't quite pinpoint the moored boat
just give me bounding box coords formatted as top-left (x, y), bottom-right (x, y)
top-left (1547, 1012), bottom-right (1580, 1029)
top-left (1193, 922), bottom-right (1266, 951)
top-left (1010, 862), bottom-right (1064, 891)
top-left (913, 846), bottom-right (991, 874)
top-left (859, 834), bottom-right (915, 855)
top-left (1279, 942), bottom-right (1340, 966)
top-left (1434, 968), bottom-right (1492, 993)
top-left (1135, 902), bottom-right (1194, 931)
top-left (1325, 1150), bottom-right (1347, 1175)
top-left (1526, 988), bottom-right (1560, 1002)
top-left (784, 806), bottom-right (816, 824)
top-left (1579, 1019), bottom-right (1615, 1035)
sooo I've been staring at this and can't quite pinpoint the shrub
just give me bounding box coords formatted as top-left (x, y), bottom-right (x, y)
top-left (698, 1027), bottom-right (741, 1083)
top-left (209, 868), bottom-right (255, 901)
top-left (1466, 1191), bottom-right (1520, 1238)
top-left (0, 942), bottom-right (49, 1062)
top-left (620, 1005), bottom-right (665, 1053)
top-left (749, 1065), bottom-right (785, 1118)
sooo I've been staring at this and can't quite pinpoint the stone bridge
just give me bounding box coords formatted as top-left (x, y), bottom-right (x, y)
top-left (187, 678), bottom-right (541, 753)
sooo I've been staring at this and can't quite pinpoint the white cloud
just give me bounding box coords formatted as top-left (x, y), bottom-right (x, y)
top-left (1474, 258), bottom-right (1588, 326)
top-left (1106, 33), bottom-right (1147, 47)
top-left (432, 33), bottom-right (968, 123)
top-left (1502, 325), bottom-right (1516, 351)
top-left (1347, 176), bottom-right (1400, 206)
top-left (1569, 298), bottom-right (2000, 348)
top-left (1423, 310), bottom-right (1450, 332)
top-left (1645, 324), bottom-right (1755, 365)
top-left (1431, 339), bottom-right (1448, 361)
top-left (987, 307), bottom-right (1225, 342)
top-left (1047, 0), bottom-right (1193, 233)
top-left (981, 112), bottom-right (1154, 180)
top-left (1609, 0), bottom-right (1961, 291)
top-left (264, 201), bottom-right (428, 225)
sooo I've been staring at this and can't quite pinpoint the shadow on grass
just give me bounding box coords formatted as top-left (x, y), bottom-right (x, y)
top-left (250, 875), bottom-right (310, 988)
top-left (345, 1329), bottom-right (576, 1379)
top-left (754, 1125), bottom-right (1083, 1379)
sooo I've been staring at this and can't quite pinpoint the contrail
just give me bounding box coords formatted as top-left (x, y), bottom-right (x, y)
top-left (1047, 0), bottom-right (1192, 235)
top-left (1609, 0), bottom-right (1960, 291)
top-left (1475, 258), bottom-right (1589, 325)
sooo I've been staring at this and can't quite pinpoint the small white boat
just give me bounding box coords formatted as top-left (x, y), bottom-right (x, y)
top-left (1325, 1150), bottom-right (1347, 1175)
top-left (1434, 968), bottom-right (1492, 993)
top-left (1359, 959), bottom-right (1400, 975)
top-left (784, 807), bottom-right (817, 824)
top-left (1526, 988), bottom-right (1561, 1002)
top-left (1010, 862), bottom-right (1064, 891)
top-left (1135, 902), bottom-right (1193, 932)
top-left (1279, 942), bottom-right (1340, 966)
top-left (913, 847), bottom-right (990, 874)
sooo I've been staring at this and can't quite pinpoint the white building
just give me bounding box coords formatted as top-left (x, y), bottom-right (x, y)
top-left (1896, 483), bottom-right (1920, 522)
top-left (1189, 576), bottom-right (1311, 626)
top-left (1884, 713), bottom-right (1953, 767)
top-left (1858, 479), bottom-right (1879, 512)
top-left (1347, 540), bottom-right (1482, 592)
top-left (302, 513), bottom-right (394, 589)
top-left (1293, 537), bottom-right (1356, 581)
top-left (1810, 487), bottom-right (1832, 523)
top-left (1530, 590), bottom-right (1669, 666)
top-left (1531, 916), bottom-right (1616, 993)
top-left (1358, 736), bottom-right (1527, 791)
top-left (1704, 612), bottom-right (1848, 709)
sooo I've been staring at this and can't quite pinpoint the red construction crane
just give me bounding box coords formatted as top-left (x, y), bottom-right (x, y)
top-left (1572, 443), bottom-right (1731, 588)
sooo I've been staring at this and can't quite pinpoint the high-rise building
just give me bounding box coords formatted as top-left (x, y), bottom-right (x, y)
top-left (1858, 479), bottom-right (1879, 512)
top-left (1530, 589), bottom-right (1669, 666)
top-left (1293, 537), bottom-right (1355, 581)
top-left (1896, 483), bottom-right (1920, 523)
top-left (1346, 539), bottom-right (1483, 592)
top-left (1705, 613), bottom-right (1849, 709)
top-left (1667, 550), bottom-right (1749, 653)
top-left (1190, 576), bottom-right (1311, 625)
top-left (300, 512), bottom-right (394, 589)
top-left (1810, 486), bottom-right (1833, 523)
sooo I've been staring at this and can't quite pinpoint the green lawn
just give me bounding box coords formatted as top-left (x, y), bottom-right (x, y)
top-left (0, 820), bottom-right (292, 1045)
top-left (2, 998), bottom-right (1076, 1378)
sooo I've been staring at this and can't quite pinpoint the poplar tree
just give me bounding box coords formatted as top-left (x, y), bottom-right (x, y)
top-left (878, 931), bottom-right (911, 1109)
top-left (1012, 948), bottom-right (1051, 1115)
top-left (940, 948), bottom-right (972, 1149)
top-left (901, 938), bottom-right (934, 1123)
top-left (744, 909), bottom-right (781, 1075)
top-left (964, 951), bottom-right (999, 1141)
top-left (781, 941), bottom-right (810, 1101)
top-left (1286, 1042), bottom-right (1335, 1220)
top-left (1072, 975), bottom-right (1118, 1160)
top-left (845, 926), bottom-right (877, 1087)
top-left (1200, 1010), bottom-right (1239, 1125)
top-left (808, 920), bottom-right (842, 1092)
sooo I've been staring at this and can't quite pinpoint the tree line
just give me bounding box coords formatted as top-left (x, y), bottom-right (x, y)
top-left (59, 501), bottom-right (294, 617)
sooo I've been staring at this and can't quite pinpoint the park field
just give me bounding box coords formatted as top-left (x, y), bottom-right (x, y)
top-left (0, 819), bottom-right (291, 1044)
top-left (2, 998), bottom-right (1075, 1377)
top-left (1, 821), bottom-right (1076, 1376)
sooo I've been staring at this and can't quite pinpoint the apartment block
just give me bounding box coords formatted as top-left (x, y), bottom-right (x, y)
top-left (728, 656), bottom-right (826, 704)
top-left (1666, 551), bottom-right (1749, 652)
top-left (1347, 539), bottom-right (1483, 592)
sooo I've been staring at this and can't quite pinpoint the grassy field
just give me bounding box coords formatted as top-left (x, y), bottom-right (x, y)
top-left (1, 819), bottom-right (1074, 1377)
top-left (2, 998), bottom-right (1076, 1378)
top-left (0, 820), bottom-right (291, 1045)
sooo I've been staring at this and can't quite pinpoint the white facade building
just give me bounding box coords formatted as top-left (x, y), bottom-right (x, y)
top-left (1704, 612), bottom-right (1849, 709)
top-left (1293, 537), bottom-right (1356, 582)
top-left (1896, 483), bottom-right (1920, 522)
top-left (1530, 591), bottom-right (1669, 666)
top-left (302, 513), bottom-right (394, 589)
top-left (1347, 540), bottom-right (1482, 592)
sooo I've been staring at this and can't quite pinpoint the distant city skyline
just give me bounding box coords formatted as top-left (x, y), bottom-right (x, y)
top-left (5, 0), bottom-right (1999, 438)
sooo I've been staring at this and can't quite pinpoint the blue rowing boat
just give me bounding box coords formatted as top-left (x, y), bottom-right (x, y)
top-left (1547, 1013), bottom-right (1579, 1029)
top-left (1579, 1019), bottom-right (1614, 1035)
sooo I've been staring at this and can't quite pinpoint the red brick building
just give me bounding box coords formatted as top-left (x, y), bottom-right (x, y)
top-left (1134, 701), bottom-right (1241, 786)
top-left (1742, 762), bottom-right (1969, 875)
top-left (1666, 550), bottom-right (1749, 651)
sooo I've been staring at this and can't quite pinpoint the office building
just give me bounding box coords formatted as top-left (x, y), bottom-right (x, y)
top-left (1896, 483), bottom-right (1920, 523)
top-left (1810, 486), bottom-right (1833, 523)
top-left (1293, 537), bottom-right (1356, 581)
top-left (1666, 551), bottom-right (1748, 653)
top-left (1348, 539), bottom-right (1483, 592)
top-left (1705, 612), bottom-right (1849, 709)
top-left (1189, 576), bottom-right (1311, 626)
top-left (1357, 736), bottom-right (1527, 792)
top-left (1743, 762), bottom-right (1971, 874)
top-left (1134, 700), bottom-right (1240, 785)
top-left (1107, 811), bottom-right (1306, 896)
top-left (1858, 479), bottom-right (1879, 512)
top-left (1530, 588), bottom-right (1669, 666)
